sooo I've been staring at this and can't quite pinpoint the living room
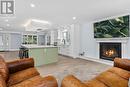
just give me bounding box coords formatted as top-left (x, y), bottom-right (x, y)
top-left (0, 0), bottom-right (130, 87)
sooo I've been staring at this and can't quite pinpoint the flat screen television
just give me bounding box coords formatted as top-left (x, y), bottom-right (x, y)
top-left (94, 15), bottom-right (129, 38)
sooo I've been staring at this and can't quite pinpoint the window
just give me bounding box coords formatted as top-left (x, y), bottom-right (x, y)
top-left (22, 35), bottom-right (37, 44)
top-left (33, 36), bottom-right (37, 44)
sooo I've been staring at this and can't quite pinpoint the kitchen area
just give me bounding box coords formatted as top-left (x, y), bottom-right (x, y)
top-left (0, 25), bottom-right (72, 66)
top-left (21, 31), bottom-right (59, 66)
top-left (0, 30), bottom-right (59, 65)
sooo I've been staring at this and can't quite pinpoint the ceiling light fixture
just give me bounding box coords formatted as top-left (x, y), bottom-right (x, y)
top-left (30, 3), bottom-right (35, 8)
top-left (73, 17), bottom-right (76, 20)
top-left (23, 19), bottom-right (50, 27)
top-left (31, 19), bottom-right (50, 24)
top-left (24, 20), bottom-right (31, 27)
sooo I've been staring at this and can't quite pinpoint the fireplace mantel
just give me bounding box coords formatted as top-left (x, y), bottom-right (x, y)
top-left (95, 38), bottom-right (129, 59)
top-left (95, 38), bottom-right (129, 43)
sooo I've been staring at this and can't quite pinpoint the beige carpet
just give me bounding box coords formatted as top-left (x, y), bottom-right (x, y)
top-left (37, 55), bottom-right (111, 86)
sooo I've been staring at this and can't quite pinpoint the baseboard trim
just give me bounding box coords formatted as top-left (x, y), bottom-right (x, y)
top-left (78, 56), bottom-right (113, 66)
top-left (58, 54), bottom-right (75, 59)
top-left (58, 54), bottom-right (113, 66)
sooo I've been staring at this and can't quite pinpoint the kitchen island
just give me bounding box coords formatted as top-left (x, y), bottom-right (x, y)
top-left (22, 45), bottom-right (58, 66)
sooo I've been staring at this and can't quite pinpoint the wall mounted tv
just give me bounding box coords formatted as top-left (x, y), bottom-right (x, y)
top-left (94, 15), bottom-right (129, 38)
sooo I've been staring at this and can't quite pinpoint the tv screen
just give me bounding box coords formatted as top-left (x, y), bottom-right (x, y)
top-left (94, 15), bottom-right (129, 38)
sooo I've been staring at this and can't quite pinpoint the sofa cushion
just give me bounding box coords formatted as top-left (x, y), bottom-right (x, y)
top-left (84, 67), bottom-right (130, 87)
top-left (108, 67), bottom-right (130, 80)
top-left (96, 71), bottom-right (128, 87)
top-left (0, 75), bottom-right (6, 87)
top-left (7, 68), bottom-right (40, 86)
top-left (9, 76), bottom-right (47, 87)
top-left (61, 75), bottom-right (87, 87)
top-left (84, 79), bottom-right (107, 87)
top-left (0, 55), bottom-right (9, 81)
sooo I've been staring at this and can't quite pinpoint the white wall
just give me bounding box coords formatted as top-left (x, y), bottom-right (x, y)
top-left (0, 32), bottom-right (22, 51)
top-left (126, 38), bottom-right (130, 58)
top-left (10, 33), bottom-right (22, 50)
top-left (72, 24), bottom-right (81, 58)
top-left (80, 22), bottom-right (97, 58)
top-left (80, 15), bottom-right (130, 59)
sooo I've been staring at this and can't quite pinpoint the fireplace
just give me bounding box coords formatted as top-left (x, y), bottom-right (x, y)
top-left (100, 42), bottom-right (122, 61)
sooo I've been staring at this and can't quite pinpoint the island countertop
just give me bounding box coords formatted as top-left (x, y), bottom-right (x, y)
top-left (22, 45), bottom-right (58, 49)
top-left (21, 44), bottom-right (58, 66)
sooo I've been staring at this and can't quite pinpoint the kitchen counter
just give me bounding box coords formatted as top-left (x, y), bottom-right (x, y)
top-left (22, 45), bottom-right (57, 49)
top-left (0, 49), bottom-right (19, 52)
top-left (22, 45), bottom-right (58, 66)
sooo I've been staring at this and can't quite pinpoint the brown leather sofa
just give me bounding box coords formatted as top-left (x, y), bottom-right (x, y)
top-left (0, 55), bottom-right (58, 87)
top-left (61, 58), bottom-right (130, 87)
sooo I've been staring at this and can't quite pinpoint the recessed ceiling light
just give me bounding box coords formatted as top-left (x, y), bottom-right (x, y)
top-left (73, 17), bottom-right (76, 20)
top-left (7, 24), bottom-right (10, 26)
top-left (5, 19), bottom-right (9, 22)
top-left (30, 3), bottom-right (35, 8)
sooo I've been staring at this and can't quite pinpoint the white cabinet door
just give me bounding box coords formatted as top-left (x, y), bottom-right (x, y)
top-left (38, 35), bottom-right (45, 45)
top-left (0, 34), bottom-right (4, 51)
top-left (0, 33), bottom-right (9, 51)
top-left (3, 34), bottom-right (9, 51)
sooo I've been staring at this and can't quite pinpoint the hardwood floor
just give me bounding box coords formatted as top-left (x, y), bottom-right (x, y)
top-left (0, 52), bottom-right (111, 86)
top-left (0, 51), bottom-right (19, 61)
top-left (36, 55), bottom-right (111, 85)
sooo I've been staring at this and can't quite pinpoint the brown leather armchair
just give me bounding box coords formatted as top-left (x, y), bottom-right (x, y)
top-left (61, 58), bottom-right (130, 87)
top-left (0, 55), bottom-right (58, 87)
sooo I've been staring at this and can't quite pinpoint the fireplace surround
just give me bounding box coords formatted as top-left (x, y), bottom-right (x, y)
top-left (100, 42), bottom-right (122, 61)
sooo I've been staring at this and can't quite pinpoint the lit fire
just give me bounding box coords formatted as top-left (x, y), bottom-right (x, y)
top-left (105, 50), bottom-right (115, 57)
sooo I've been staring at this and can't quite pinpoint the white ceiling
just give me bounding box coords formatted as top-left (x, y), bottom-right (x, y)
top-left (0, 0), bottom-right (130, 31)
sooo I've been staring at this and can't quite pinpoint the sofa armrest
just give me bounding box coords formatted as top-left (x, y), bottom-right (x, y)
top-left (61, 75), bottom-right (87, 87)
top-left (7, 58), bottom-right (34, 74)
top-left (114, 58), bottom-right (130, 71)
top-left (0, 75), bottom-right (6, 87)
top-left (41, 76), bottom-right (58, 87)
